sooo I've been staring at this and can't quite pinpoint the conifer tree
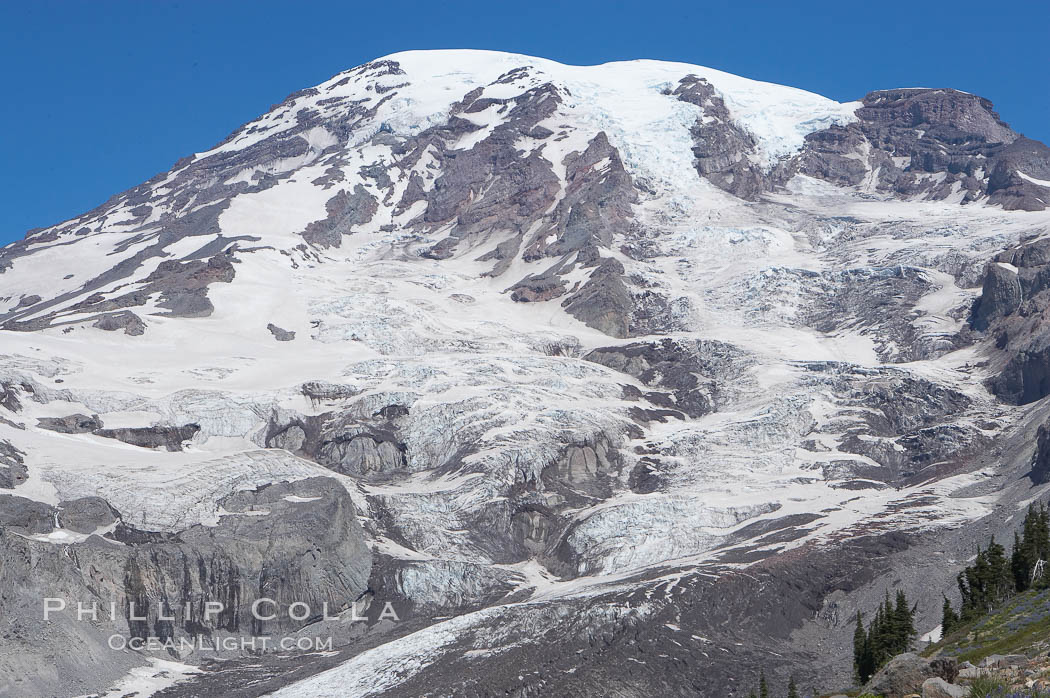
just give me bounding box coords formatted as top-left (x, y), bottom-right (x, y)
top-left (853, 611), bottom-right (866, 681)
top-left (893, 589), bottom-right (916, 650)
top-left (941, 595), bottom-right (959, 637)
top-left (759, 671), bottom-right (769, 698)
top-left (787, 675), bottom-right (799, 698)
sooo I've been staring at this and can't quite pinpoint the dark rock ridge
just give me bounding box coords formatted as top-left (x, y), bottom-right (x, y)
top-left (0, 441), bottom-right (27, 489)
top-left (585, 338), bottom-right (750, 418)
top-left (92, 310), bottom-right (147, 335)
top-left (267, 323), bottom-right (296, 341)
top-left (94, 424), bottom-right (201, 451)
top-left (35, 413), bottom-right (200, 451)
top-left (801, 88), bottom-right (1050, 210)
top-left (37, 413), bottom-right (103, 434)
top-left (674, 75), bottom-right (775, 200)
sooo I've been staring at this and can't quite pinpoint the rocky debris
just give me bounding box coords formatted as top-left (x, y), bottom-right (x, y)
top-left (0, 381), bottom-right (24, 412)
top-left (797, 363), bottom-right (980, 485)
top-left (922, 676), bottom-right (968, 698)
top-left (37, 413), bottom-right (103, 434)
top-left (979, 653), bottom-right (1030, 669)
top-left (93, 423), bottom-right (200, 451)
top-left (508, 271), bottom-right (566, 303)
top-left (396, 81), bottom-right (563, 262)
top-left (56, 251), bottom-right (237, 324)
top-left (150, 253), bottom-right (236, 317)
top-left (91, 310), bottom-right (146, 335)
top-left (267, 323), bottom-right (296, 341)
top-left (864, 652), bottom-right (947, 698)
top-left (1, 52), bottom-right (1050, 698)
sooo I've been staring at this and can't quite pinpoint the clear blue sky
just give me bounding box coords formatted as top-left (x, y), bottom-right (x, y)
top-left (2, 0), bottom-right (1047, 245)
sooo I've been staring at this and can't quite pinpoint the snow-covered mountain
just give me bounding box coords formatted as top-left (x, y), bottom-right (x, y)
top-left (2, 49), bottom-right (1050, 697)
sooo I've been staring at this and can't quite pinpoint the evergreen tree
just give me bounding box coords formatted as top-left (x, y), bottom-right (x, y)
top-left (758, 671), bottom-right (769, 698)
top-left (941, 595), bottom-right (959, 637)
top-left (1012, 530), bottom-right (1028, 592)
top-left (853, 611), bottom-right (866, 681)
top-left (853, 589), bottom-right (917, 683)
top-left (787, 675), bottom-right (799, 698)
top-left (892, 589), bottom-right (916, 651)
top-left (985, 537), bottom-right (1013, 603)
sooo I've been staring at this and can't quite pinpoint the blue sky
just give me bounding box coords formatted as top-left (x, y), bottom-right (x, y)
top-left (2, 0), bottom-right (1047, 245)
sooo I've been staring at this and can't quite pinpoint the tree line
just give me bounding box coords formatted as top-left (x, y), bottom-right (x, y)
top-left (941, 503), bottom-right (1050, 636)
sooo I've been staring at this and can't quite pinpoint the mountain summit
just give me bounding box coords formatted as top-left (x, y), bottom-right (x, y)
top-left (3, 50), bottom-right (1050, 697)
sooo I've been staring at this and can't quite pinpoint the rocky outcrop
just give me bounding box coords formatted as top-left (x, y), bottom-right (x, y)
top-left (1029, 421), bottom-right (1050, 485)
top-left (801, 88), bottom-right (1050, 210)
top-left (864, 653), bottom-right (944, 698)
top-left (0, 477), bottom-right (371, 697)
top-left (674, 75), bottom-right (772, 199)
top-left (561, 258), bottom-right (634, 338)
top-left (0, 440), bottom-right (27, 489)
top-left (92, 310), bottom-right (147, 335)
top-left (301, 185), bottom-right (379, 248)
top-left (972, 239), bottom-right (1050, 404)
top-left (267, 323), bottom-right (296, 341)
top-left (94, 424), bottom-right (200, 451)
top-left (57, 496), bottom-right (120, 533)
top-left (586, 338), bottom-right (749, 418)
top-left (37, 413), bottom-right (103, 434)
top-left (971, 263), bottom-right (1022, 331)
top-left (922, 677), bottom-right (968, 698)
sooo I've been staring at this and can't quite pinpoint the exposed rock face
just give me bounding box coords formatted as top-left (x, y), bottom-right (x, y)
top-left (0, 440), bottom-right (27, 489)
top-left (1030, 421), bottom-right (1050, 485)
top-left (585, 338), bottom-right (749, 418)
top-left (92, 310), bottom-right (147, 335)
top-left (674, 75), bottom-right (771, 199)
top-left (267, 323), bottom-right (296, 341)
top-left (37, 413), bottom-right (103, 434)
top-left (561, 257), bottom-right (634, 338)
top-left (972, 263), bottom-right (1022, 331)
top-left (801, 88), bottom-right (1050, 210)
top-left (0, 477), bottom-right (371, 698)
top-left (301, 185), bottom-right (379, 248)
top-left (58, 496), bottom-right (119, 533)
top-left (94, 424), bottom-right (200, 451)
top-left (972, 238), bottom-right (1050, 404)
